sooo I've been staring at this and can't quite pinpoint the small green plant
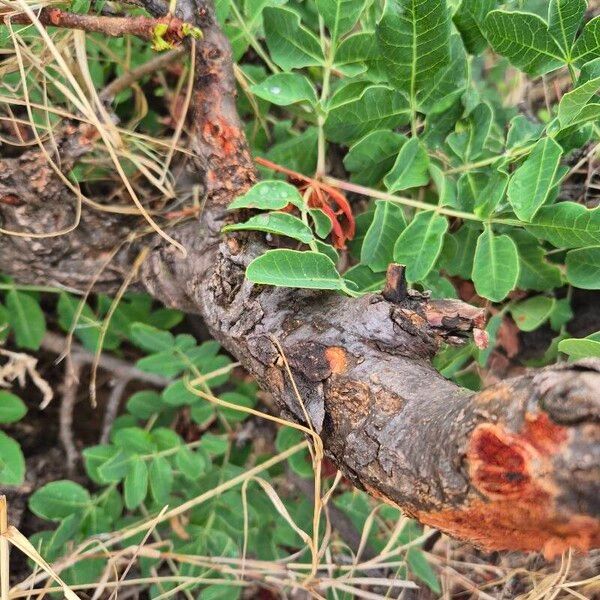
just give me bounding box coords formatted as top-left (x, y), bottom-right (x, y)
top-left (0, 391), bottom-right (27, 486)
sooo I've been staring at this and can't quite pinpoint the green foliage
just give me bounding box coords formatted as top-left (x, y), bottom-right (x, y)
top-left (6, 289), bottom-right (46, 350)
top-left (246, 249), bottom-right (353, 292)
top-left (472, 228), bottom-right (520, 302)
top-left (559, 332), bottom-right (600, 358)
top-left (220, 0), bottom-right (600, 369)
top-left (0, 391), bottom-right (27, 485)
top-left (223, 212), bottom-right (315, 243)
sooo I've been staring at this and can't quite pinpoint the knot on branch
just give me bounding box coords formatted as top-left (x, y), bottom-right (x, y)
top-left (533, 359), bottom-right (600, 425)
top-left (382, 265), bottom-right (487, 350)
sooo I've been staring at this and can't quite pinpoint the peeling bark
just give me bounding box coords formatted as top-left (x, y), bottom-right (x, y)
top-left (1, 0), bottom-right (599, 557)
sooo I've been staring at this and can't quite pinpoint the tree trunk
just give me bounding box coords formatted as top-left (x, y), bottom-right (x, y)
top-left (1, 0), bottom-right (599, 558)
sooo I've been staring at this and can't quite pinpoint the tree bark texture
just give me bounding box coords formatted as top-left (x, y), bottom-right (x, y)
top-left (1, 0), bottom-right (599, 558)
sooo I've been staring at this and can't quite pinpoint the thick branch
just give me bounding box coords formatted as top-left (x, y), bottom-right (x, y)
top-left (0, 0), bottom-right (598, 558)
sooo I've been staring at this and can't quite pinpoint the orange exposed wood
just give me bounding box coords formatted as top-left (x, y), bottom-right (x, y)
top-left (415, 413), bottom-right (598, 558)
top-left (325, 347), bottom-right (347, 374)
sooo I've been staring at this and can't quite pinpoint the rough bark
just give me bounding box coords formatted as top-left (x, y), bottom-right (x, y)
top-left (1, 0), bottom-right (599, 558)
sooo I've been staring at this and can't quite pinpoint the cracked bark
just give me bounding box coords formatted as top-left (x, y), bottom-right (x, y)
top-left (1, 0), bottom-right (599, 557)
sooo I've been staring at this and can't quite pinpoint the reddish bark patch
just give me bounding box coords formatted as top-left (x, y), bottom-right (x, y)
top-left (418, 501), bottom-right (600, 557)
top-left (469, 412), bottom-right (568, 500)
top-left (414, 413), bottom-right (599, 557)
top-left (0, 195), bottom-right (23, 207)
top-left (203, 118), bottom-right (241, 158)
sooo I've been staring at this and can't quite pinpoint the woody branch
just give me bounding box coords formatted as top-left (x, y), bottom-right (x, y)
top-left (0, 0), bottom-right (598, 557)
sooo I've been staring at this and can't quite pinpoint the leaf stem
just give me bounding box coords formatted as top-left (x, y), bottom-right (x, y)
top-left (323, 176), bottom-right (485, 222)
top-left (316, 18), bottom-right (334, 178)
top-left (229, 2), bottom-right (279, 74)
top-left (443, 143), bottom-right (535, 174)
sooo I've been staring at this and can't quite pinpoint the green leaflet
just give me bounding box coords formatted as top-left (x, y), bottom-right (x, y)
top-left (510, 296), bottom-right (556, 332)
top-left (447, 102), bottom-right (493, 162)
top-left (384, 138), bottom-right (430, 192)
top-left (416, 34), bottom-right (468, 114)
top-left (430, 163), bottom-right (457, 208)
top-left (316, 0), bottom-right (367, 43)
top-left (229, 181), bottom-right (304, 211)
top-left (124, 461), bottom-right (149, 510)
top-left (393, 211), bottom-right (448, 282)
top-left (572, 16), bottom-right (600, 67)
top-left (456, 171), bottom-right (486, 213)
top-left (420, 271), bottom-right (457, 299)
top-left (376, 0), bottom-right (451, 106)
top-left (0, 432), bottom-right (25, 485)
top-left (57, 293), bottom-right (118, 352)
top-left (407, 547), bottom-right (442, 594)
top-left (263, 7), bottom-right (324, 70)
top-left (126, 391), bottom-right (162, 419)
top-left (476, 169), bottom-right (509, 218)
top-left (557, 103), bottom-right (600, 133)
top-left (344, 130), bottom-right (407, 186)
top-left (349, 208), bottom-right (376, 258)
top-left (506, 115), bottom-right (545, 149)
top-left (360, 200), bottom-right (406, 272)
top-left (453, 0), bottom-right (497, 55)
top-left (484, 10), bottom-right (564, 75)
top-left (343, 264), bottom-right (386, 293)
top-left (472, 228), bottom-right (520, 302)
top-left (29, 481), bottom-right (92, 521)
top-left (510, 230), bottom-right (563, 292)
top-left (267, 127), bottom-right (318, 175)
top-left (526, 202), bottom-right (600, 248)
top-left (251, 73), bottom-right (317, 106)
top-left (149, 456), bottom-right (173, 505)
top-left (223, 212), bottom-right (314, 244)
top-left (130, 323), bottom-right (175, 353)
top-left (550, 298), bottom-right (574, 331)
top-left (559, 334), bottom-right (600, 359)
top-left (547, 0), bottom-right (586, 59)
top-left (6, 289), bottom-right (46, 350)
top-left (439, 223), bottom-right (480, 279)
top-left (335, 32), bottom-right (381, 77)
top-left (580, 57), bottom-right (600, 85)
top-left (315, 240), bottom-right (339, 263)
top-left (176, 445), bottom-right (209, 477)
top-left (507, 137), bottom-right (562, 222)
top-left (309, 209), bottom-right (333, 238)
top-left (324, 85), bottom-right (411, 144)
top-left (566, 246), bottom-right (600, 289)
top-left (558, 71), bottom-right (600, 129)
top-left (246, 249), bottom-right (349, 291)
top-left (0, 391), bottom-right (27, 424)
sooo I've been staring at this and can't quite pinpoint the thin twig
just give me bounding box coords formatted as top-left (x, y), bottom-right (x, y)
top-left (59, 356), bottom-right (81, 475)
top-left (100, 377), bottom-right (130, 444)
top-left (42, 331), bottom-right (170, 387)
top-left (100, 47), bottom-right (185, 102)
